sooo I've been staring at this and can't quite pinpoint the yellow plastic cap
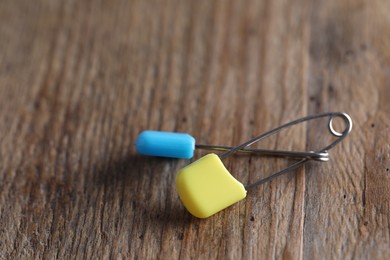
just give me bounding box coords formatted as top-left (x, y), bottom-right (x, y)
top-left (176, 153), bottom-right (247, 218)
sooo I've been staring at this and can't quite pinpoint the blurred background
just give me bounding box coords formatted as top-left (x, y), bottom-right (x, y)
top-left (0, 0), bottom-right (389, 259)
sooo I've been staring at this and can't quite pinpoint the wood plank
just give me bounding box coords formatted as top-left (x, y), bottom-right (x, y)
top-left (0, 0), bottom-right (389, 259)
top-left (305, 0), bottom-right (390, 258)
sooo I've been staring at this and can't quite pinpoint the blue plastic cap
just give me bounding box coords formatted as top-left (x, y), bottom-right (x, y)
top-left (135, 130), bottom-right (196, 159)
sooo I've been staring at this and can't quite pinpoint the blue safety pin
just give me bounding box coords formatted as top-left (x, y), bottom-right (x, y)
top-left (134, 113), bottom-right (352, 161)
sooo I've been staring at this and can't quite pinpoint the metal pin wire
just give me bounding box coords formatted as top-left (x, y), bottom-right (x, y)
top-left (215, 112), bottom-right (352, 190)
top-left (195, 144), bottom-right (329, 161)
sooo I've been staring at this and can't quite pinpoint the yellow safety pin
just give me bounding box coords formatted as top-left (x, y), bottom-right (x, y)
top-left (176, 112), bottom-right (353, 218)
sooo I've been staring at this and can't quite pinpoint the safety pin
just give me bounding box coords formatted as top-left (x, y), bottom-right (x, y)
top-left (175, 112), bottom-right (352, 218)
top-left (135, 133), bottom-right (329, 161)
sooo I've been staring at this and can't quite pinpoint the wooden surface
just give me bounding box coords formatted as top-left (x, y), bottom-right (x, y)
top-left (1, 0), bottom-right (390, 259)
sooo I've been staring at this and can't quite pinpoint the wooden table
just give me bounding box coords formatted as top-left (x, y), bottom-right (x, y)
top-left (1, 0), bottom-right (389, 259)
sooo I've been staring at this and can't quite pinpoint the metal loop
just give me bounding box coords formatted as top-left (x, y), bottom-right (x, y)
top-left (328, 113), bottom-right (351, 138)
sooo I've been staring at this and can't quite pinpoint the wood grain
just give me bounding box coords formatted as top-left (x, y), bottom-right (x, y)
top-left (0, 0), bottom-right (389, 259)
